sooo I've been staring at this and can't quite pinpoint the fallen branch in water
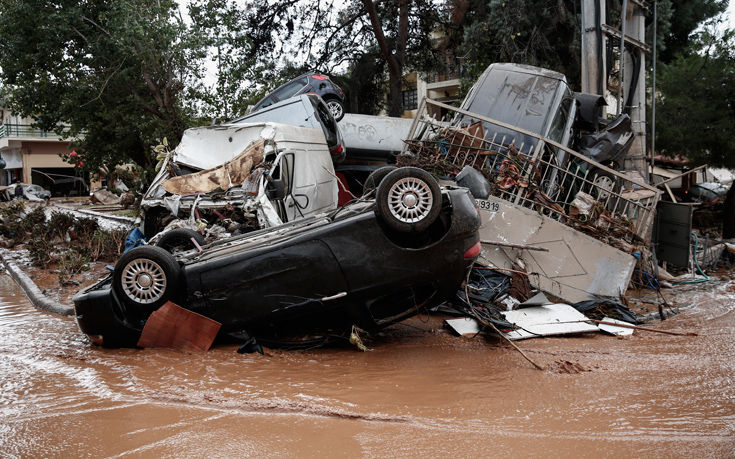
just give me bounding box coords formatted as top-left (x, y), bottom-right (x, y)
top-left (593, 320), bottom-right (698, 336)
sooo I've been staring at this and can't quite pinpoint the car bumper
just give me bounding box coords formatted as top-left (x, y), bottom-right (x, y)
top-left (73, 280), bottom-right (142, 347)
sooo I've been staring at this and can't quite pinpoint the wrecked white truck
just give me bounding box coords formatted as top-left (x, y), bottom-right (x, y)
top-left (139, 121), bottom-right (339, 243)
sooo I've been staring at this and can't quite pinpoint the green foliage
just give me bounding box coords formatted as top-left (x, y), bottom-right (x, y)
top-left (24, 207), bottom-right (47, 228)
top-left (0, 201), bottom-right (25, 222)
top-left (334, 48), bottom-right (388, 115)
top-left (71, 217), bottom-right (99, 241)
top-left (656, 29), bottom-right (735, 167)
top-left (457, 0), bottom-right (580, 88)
top-left (57, 250), bottom-right (91, 285)
top-left (0, 0), bottom-right (202, 173)
top-left (47, 211), bottom-right (75, 240)
top-left (656, 0), bottom-right (728, 63)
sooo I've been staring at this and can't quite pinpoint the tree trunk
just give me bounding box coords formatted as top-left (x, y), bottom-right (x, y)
top-left (361, 0), bottom-right (409, 117)
top-left (388, 75), bottom-right (403, 117)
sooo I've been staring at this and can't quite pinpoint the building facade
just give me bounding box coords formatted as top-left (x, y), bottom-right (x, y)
top-left (0, 110), bottom-right (88, 196)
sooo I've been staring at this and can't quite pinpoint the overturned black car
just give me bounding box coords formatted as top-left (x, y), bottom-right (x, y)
top-left (73, 167), bottom-right (481, 347)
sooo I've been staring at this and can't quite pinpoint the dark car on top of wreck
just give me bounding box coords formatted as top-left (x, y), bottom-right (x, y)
top-left (73, 167), bottom-right (482, 348)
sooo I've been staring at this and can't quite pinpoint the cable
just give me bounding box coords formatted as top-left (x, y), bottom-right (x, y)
top-left (673, 232), bottom-right (710, 285)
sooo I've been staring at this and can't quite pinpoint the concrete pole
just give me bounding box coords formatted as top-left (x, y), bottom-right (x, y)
top-left (580, 0), bottom-right (607, 101)
top-left (650, 1), bottom-right (658, 182)
top-left (622, 1), bottom-right (648, 180)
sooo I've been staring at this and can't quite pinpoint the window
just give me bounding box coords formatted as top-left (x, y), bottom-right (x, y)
top-left (402, 89), bottom-right (418, 111)
top-left (272, 77), bottom-right (308, 101)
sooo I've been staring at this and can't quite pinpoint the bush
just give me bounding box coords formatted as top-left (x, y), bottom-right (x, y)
top-left (57, 248), bottom-right (90, 284)
top-left (0, 204), bottom-right (127, 281)
top-left (71, 217), bottom-right (99, 241)
top-left (89, 228), bottom-right (127, 260)
top-left (26, 235), bottom-right (57, 268)
top-left (47, 211), bottom-right (75, 240)
top-left (22, 206), bottom-right (47, 229)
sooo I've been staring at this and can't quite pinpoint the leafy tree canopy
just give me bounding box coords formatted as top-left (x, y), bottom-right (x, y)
top-left (0, 0), bottom-right (729, 175)
top-left (656, 28), bottom-right (735, 168)
top-left (0, 0), bottom-right (204, 174)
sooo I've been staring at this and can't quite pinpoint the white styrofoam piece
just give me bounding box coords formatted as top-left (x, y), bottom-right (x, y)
top-left (498, 304), bottom-right (599, 340)
top-left (445, 317), bottom-right (481, 336)
top-left (597, 317), bottom-right (634, 336)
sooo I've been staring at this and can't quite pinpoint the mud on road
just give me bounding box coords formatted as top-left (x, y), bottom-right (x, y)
top-left (0, 273), bottom-right (733, 457)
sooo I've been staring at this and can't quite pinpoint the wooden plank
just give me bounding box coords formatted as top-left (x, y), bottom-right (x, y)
top-left (137, 301), bottom-right (221, 352)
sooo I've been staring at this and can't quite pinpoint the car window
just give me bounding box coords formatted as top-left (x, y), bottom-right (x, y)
top-left (272, 78), bottom-right (308, 101)
top-left (256, 95), bottom-right (276, 110)
top-left (548, 97), bottom-right (573, 143)
top-left (309, 97), bottom-right (338, 148)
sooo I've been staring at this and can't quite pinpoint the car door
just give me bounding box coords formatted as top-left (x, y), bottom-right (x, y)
top-left (195, 238), bottom-right (349, 328)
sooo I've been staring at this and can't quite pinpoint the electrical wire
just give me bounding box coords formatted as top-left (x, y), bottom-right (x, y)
top-left (674, 232), bottom-right (710, 285)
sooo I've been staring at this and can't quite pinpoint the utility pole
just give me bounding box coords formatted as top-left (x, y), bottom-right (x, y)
top-left (580, 0), bottom-right (651, 182)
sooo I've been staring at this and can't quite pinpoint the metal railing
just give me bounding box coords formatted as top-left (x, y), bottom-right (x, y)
top-left (0, 124), bottom-right (59, 139)
top-left (402, 98), bottom-right (661, 242)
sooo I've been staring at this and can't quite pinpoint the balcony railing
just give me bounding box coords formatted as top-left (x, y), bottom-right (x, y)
top-left (0, 123), bottom-right (60, 139)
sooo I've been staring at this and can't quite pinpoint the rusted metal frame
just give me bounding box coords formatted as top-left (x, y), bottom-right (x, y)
top-left (423, 99), bottom-right (659, 195)
top-left (601, 24), bottom-right (651, 53)
top-left (654, 164), bottom-right (707, 187)
top-left (419, 99), bottom-right (658, 236)
top-left (402, 97), bottom-right (428, 153)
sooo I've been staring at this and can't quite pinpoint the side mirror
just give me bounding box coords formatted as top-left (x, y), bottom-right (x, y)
top-left (265, 178), bottom-right (286, 200)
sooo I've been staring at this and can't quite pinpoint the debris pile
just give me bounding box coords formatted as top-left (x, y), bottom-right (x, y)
top-left (400, 123), bottom-right (649, 255)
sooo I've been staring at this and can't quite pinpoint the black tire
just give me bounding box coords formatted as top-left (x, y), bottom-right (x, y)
top-left (112, 245), bottom-right (181, 311)
top-left (325, 97), bottom-right (345, 121)
top-left (364, 166), bottom-right (398, 193)
top-left (374, 167), bottom-right (441, 233)
top-left (156, 228), bottom-right (205, 253)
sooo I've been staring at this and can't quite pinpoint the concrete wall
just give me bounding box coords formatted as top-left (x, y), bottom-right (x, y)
top-left (21, 140), bottom-right (74, 183)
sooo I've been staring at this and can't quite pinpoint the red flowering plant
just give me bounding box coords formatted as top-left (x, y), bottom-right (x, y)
top-left (59, 150), bottom-right (85, 170)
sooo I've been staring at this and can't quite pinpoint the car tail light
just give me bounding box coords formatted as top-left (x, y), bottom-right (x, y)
top-left (311, 75), bottom-right (328, 80)
top-left (464, 241), bottom-right (481, 259)
top-left (330, 144), bottom-right (344, 156)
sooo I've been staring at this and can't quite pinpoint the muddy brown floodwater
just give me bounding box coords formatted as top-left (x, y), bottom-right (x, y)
top-left (1, 273), bottom-right (734, 458)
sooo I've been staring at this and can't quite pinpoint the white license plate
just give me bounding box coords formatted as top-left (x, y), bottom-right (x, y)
top-left (475, 199), bottom-right (500, 212)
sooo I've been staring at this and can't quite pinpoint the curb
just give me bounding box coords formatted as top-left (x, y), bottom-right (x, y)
top-left (55, 205), bottom-right (136, 225)
top-left (0, 249), bottom-right (74, 317)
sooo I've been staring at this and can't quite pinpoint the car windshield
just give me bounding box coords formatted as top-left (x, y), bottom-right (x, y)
top-left (457, 68), bottom-right (565, 151)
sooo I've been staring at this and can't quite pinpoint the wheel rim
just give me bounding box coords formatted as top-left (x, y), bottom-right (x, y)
top-left (594, 176), bottom-right (614, 199)
top-left (327, 100), bottom-right (343, 119)
top-left (121, 258), bottom-right (167, 304)
top-left (387, 177), bottom-right (433, 223)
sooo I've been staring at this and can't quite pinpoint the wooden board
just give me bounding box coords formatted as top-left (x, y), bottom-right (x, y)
top-left (137, 301), bottom-right (221, 352)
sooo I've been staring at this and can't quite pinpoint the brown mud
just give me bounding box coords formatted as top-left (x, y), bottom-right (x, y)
top-left (0, 273), bottom-right (733, 457)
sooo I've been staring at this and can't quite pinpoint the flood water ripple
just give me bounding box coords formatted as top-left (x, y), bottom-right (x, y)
top-left (0, 273), bottom-right (734, 457)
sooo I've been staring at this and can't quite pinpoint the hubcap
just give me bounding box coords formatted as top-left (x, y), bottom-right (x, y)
top-left (121, 258), bottom-right (167, 305)
top-left (595, 176), bottom-right (615, 199)
top-left (387, 177), bottom-right (433, 223)
top-left (327, 100), bottom-right (343, 119)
